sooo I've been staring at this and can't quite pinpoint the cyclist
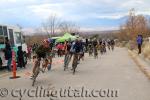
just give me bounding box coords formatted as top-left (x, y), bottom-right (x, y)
top-left (94, 44), bottom-right (99, 59)
top-left (64, 40), bottom-right (72, 70)
top-left (80, 42), bottom-right (86, 61)
top-left (102, 39), bottom-right (106, 54)
top-left (69, 41), bottom-right (75, 62)
top-left (78, 39), bottom-right (84, 62)
top-left (93, 39), bottom-right (98, 58)
top-left (71, 38), bottom-right (83, 74)
top-left (107, 39), bottom-right (111, 51)
top-left (99, 39), bottom-right (103, 54)
top-left (88, 41), bottom-right (93, 56)
top-left (31, 40), bottom-right (50, 78)
top-left (46, 41), bottom-right (53, 71)
top-left (110, 39), bottom-right (115, 51)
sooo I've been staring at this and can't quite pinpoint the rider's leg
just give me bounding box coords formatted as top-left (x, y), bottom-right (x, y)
top-left (71, 54), bottom-right (75, 70)
top-left (73, 53), bottom-right (78, 73)
top-left (72, 53), bottom-right (78, 69)
top-left (64, 54), bottom-right (67, 67)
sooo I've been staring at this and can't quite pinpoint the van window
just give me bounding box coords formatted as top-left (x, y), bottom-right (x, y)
top-left (9, 29), bottom-right (15, 46)
top-left (0, 26), bottom-right (3, 36)
top-left (3, 26), bottom-right (8, 36)
top-left (15, 32), bottom-right (21, 44)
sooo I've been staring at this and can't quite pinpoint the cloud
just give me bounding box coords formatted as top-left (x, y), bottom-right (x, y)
top-left (80, 26), bottom-right (119, 32)
top-left (28, 4), bottom-right (64, 19)
top-left (0, 0), bottom-right (17, 2)
top-left (120, 0), bottom-right (145, 8)
top-left (136, 10), bottom-right (150, 16)
top-left (0, 0), bottom-right (150, 32)
top-left (93, 13), bottom-right (128, 19)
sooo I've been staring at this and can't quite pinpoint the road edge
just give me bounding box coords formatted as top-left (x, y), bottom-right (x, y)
top-left (128, 50), bottom-right (150, 80)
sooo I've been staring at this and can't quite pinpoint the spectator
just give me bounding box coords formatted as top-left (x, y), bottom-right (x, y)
top-left (57, 43), bottom-right (63, 57)
top-left (136, 34), bottom-right (143, 54)
top-left (23, 51), bottom-right (27, 66)
top-left (27, 45), bottom-right (32, 61)
top-left (17, 46), bottom-right (25, 68)
top-left (4, 37), bottom-right (12, 71)
top-left (0, 57), bottom-right (2, 67)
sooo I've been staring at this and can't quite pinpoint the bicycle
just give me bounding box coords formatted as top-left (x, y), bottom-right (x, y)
top-left (111, 44), bottom-right (114, 51)
top-left (64, 53), bottom-right (71, 71)
top-left (72, 53), bottom-right (79, 75)
top-left (89, 48), bottom-right (93, 56)
top-left (93, 47), bottom-right (98, 59)
top-left (31, 58), bottom-right (44, 86)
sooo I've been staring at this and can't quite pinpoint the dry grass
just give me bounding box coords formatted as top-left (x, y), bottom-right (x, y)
top-left (119, 40), bottom-right (150, 61)
top-left (143, 42), bottom-right (150, 60)
top-left (128, 50), bottom-right (150, 80)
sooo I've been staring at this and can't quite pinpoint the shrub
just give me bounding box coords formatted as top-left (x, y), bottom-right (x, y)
top-left (143, 42), bottom-right (150, 60)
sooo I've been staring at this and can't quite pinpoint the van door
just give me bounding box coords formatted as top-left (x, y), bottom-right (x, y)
top-left (8, 29), bottom-right (15, 47)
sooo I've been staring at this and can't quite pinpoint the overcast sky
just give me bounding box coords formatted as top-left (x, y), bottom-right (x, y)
top-left (0, 0), bottom-right (150, 33)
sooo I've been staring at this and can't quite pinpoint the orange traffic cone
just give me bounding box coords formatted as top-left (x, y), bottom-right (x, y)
top-left (10, 50), bottom-right (20, 79)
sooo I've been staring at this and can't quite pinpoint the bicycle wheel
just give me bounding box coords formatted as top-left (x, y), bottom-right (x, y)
top-left (72, 54), bottom-right (78, 75)
top-left (64, 54), bottom-right (67, 71)
top-left (64, 54), bottom-right (70, 71)
top-left (32, 77), bottom-right (36, 86)
top-left (32, 68), bottom-right (40, 86)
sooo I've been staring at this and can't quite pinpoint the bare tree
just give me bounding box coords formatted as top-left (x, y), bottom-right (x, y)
top-left (59, 21), bottom-right (80, 34)
top-left (125, 8), bottom-right (137, 39)
top-left (42, 14), bottom-right (60, 37)
top-left (118, 8), bottom-right (149, 41)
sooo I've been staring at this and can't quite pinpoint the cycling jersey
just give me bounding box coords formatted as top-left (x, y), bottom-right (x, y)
top-left (73, 41), bottom-right (83, 53)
